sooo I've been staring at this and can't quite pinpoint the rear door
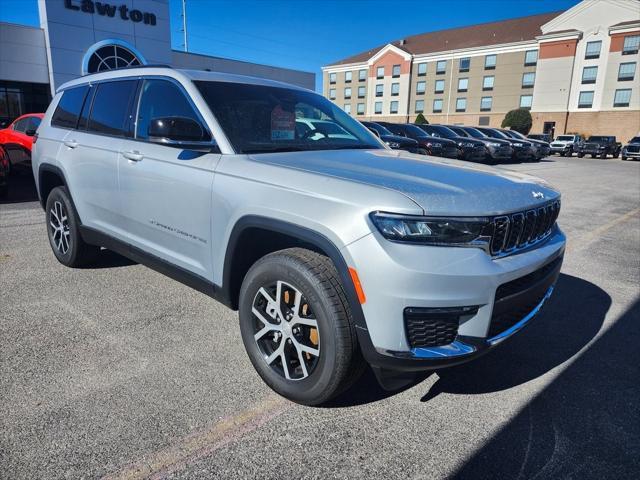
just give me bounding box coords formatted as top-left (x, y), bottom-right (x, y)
top-left (61, 79), bottom-right (138, 239)
top-left (117, 78), bottom-right (220, 279)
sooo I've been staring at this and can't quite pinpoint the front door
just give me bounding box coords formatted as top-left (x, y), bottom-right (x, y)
top-left (117, 78), bottom-right (220, 279)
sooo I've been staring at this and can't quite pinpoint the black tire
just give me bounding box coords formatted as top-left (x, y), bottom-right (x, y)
top-left (0, 184), bottom-right (7, 199)
top-left (560, 151), bottom-right (565, 157)
top-left (418, 148), bottom-right (428, 155)
top-left (45, 186), bottom-right (100, 267)
top-left (600, 152), bottom-right (607, 159)
top-left (577, 153), bottom-right (584, 158)
top-left (239, 248), bottom-right (365, 406)
top-left (621, 156), bottom-right (627, 161)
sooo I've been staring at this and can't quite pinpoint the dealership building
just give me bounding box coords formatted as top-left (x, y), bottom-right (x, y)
top-left (0, 0), bottom-right (314, 126)
top-left (322, 0), bottom-right (639, 141)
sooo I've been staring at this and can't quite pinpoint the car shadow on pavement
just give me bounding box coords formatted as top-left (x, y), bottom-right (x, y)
top-left (421, 273), bottom-right (608, 400)
top-left (452, 296), bottom-right (639, 479)
top-left (328, 273), bottom-right (608, 408)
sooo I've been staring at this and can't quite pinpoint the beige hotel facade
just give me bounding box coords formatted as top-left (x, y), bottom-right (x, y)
top-left (322, 0), bottom-right (640, 142)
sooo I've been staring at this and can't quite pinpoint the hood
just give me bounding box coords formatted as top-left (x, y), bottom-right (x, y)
top-left (419, 136), bottom-right (458, 147)
top-left (380, 134), bottom-right (417, 145)
top-left (249, 149), bottom-right (559, 216)
top-left (525, 138), bottom-right (550, 147)
top-left (474, 137), bottom-right (511, 147)
top-left (450, 136), bottom-right (484, 146)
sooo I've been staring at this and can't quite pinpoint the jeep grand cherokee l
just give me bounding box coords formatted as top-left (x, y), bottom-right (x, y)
top-left (33, 67), bottom-right (565, 405)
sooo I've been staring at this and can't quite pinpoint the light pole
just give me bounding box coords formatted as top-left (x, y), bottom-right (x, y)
top-left (181, 0), bottom-right (188, 52)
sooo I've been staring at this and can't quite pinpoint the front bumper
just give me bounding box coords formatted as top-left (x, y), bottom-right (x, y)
top-left (550, 145), bottom-right (571, 153)
top-left (343, 226), bottom-right (566, 371)
top-left (622, 149), bottom-right (640, 158)
top-left (461, 146), bottom-right (488, 162)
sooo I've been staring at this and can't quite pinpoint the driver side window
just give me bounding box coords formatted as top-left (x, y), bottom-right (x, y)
top-left (136, 79), bottom-right (211, 141)
top-left (12, 118), bottom-right (29, 133)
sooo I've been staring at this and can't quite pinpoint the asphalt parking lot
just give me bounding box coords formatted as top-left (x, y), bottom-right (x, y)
top-left (1, 156), bottom-right (639, 480)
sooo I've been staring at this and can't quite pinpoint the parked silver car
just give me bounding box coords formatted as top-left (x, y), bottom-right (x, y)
top-left (32, 67), bottom-right (565, 405)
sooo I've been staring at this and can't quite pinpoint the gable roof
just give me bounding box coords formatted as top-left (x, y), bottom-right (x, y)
top-left (326, 11), bottom-right (562, 66)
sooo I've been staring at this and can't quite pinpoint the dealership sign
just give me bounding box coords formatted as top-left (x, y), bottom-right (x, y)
top-left (64, 0), bottom-right (157, 25)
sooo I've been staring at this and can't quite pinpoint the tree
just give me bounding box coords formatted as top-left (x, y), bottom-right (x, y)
top-left (414, 113), bottom-right (429, 124)
top-left (501, 108), bottom-right (532, 134)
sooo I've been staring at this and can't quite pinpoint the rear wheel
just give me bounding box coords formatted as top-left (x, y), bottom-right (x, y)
top-left (577, 153), bottom-right (584, 158)
top-left (418, 148), bottom-right (428, 155)
top-left (600, 152), bottom-right (607, 159)
top-left (45, 186), bottom-right (100, 267)
top-left (239, 248), bottom-right (364, 405)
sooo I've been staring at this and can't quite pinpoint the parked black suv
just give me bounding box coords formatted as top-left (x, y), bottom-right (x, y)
top-left (448, 126), bottom-right (513, 164)
top-left (501, 129), bottom-right (550, 160)
top-left (414, 124), bottom-right (487, 163)
top-left (577, 136), bottom-right (622, 159)
top-left (378, 122), bottom-right (460, 158)
top-left (476, 127), bottom-right (536, 162)
top-left (621, 136), bottom-right (640, 161)
top-left (528, 133), bottom-right (553, 143)
top-left (361, 121), bottom-right (419, 153)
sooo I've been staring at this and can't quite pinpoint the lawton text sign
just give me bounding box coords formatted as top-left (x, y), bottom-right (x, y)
top-left (64, 0), bottom-right (157, 25)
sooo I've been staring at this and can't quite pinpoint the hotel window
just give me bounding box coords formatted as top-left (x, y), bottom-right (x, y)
top-left (434, 79), bottom-right (445, 93)
top-left (329, 72), bottom-right (336, 84)
top-left (344, 87), bottom-right (352, 99)
top-left (357, 103), bottom-right (365, 115)
top-left (391, 83), bottom-right (400, 96)
top-left (359, 69), bottom-right (367, 81)
top-left (415, 99), bottom-right (425, 113)
top-left (392, 64), bottom-right (401, 77)
top-left (416, 81), bottom-right (426, 94)
top-left (456, 97), bottom-right (466, 112)
top-left (358, 86), bottom-right (366, 98)
top-left (618, 62), bottom-right (636, 81)
top-left (344, 71), bottom-right (352, 83)
top-left (578, 91), bottom-right (594, 108)
top-left (480, 96), bottom-right (492, 112)
top-left (329, 88), bottom-right (336, 100)
top-left (457, 78), bottom-right (468, 92)
top-left (376, 66), bottom-right (385, 79)
top-left (520, 94), bottom-right (533, 109)
top-left (436, 60), bottom-right (446, 74)
top-left (522, 72), bottom-right (535, 88)
top-left (374, 101), bottom-right (383, 114)
top-left (483, 75), bottom-right (494, 91)
top-left (585, 41), bottom-right (601, 59)
top-left (433, 98), bottom-right (443, 113)
top-left (375, 84), bottom-right (383, 97)
top-left (459, 57), bottom-right (470, 72)
top-left (623, 35), bottom-right (640, 55)
top-left (581, 66), bottom-right (598, 84)
top-left (343, 104), bottom-right (351, 114)
top-left (484, 54), bottom-right (497, 70)
top-left (524, 50), bottom-right (538, 66)
top-left (390, 101), bottom-right (399, 114)
top-left (417, 63), bottom-right (427, 76)
top-left (614, 89), bottom-right (632, 107)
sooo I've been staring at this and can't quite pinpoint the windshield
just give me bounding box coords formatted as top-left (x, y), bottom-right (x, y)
top-left (507, 130), bottom-right (526, 140)
top-left (479, 128), bottom-right (508, 140)
top-left (365, 122), bottom-right (393, 136)
top-left (463, 127), bottom-right (487, 139)
top-left (429, 125), bottom-right (458, 138)
top-left (556, 135), bottom-right (575, 141)
top-left (588, 136), bottom-right (612, 142)
top-left (448, 126), bottom-right (469, 137)
top-left (195, 81), bottom-right (381, 153)
top-left (404, 124), bottom-right (429, 137)
top-left (630, 136), bottom-right (640, 143)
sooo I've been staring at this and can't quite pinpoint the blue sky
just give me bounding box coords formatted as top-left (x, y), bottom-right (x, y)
top-left (0, 0), bottom-right (580, 91)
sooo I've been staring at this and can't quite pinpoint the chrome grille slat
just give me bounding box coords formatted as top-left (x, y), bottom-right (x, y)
top-left (490, 200), bottom-right (560, 257)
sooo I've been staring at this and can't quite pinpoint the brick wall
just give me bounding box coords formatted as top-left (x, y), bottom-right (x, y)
top-left (532, 111), bottom-right (640, 143)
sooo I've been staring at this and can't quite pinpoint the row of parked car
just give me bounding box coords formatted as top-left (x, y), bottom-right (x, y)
top-left (362, 121), bottom-right (551, 164)
top-left (361, 120), bottom-right (640, 164)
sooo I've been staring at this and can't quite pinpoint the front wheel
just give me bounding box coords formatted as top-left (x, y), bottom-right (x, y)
top-left (238, 248), bottom-right (364, 406)
top-left (577, 153), bottom-right (584, 158)
top-left (45, 186), bottom-right (100, 267)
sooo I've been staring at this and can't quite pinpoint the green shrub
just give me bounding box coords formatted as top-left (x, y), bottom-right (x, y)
top-left (501, 109), bottom-right (532, 134)
top-left (414, 113), bottom-right (429, 124)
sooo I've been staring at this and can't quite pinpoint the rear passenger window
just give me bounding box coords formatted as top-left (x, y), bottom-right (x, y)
top-left (87, 80), bottom-right (137, 137)
top-left (52, 86), bottom-right (89, 129)
top-left (136, 79), bottom-right (210, 141)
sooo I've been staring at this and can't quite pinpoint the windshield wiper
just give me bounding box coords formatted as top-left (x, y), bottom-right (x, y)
top-left (243, 146), bottom-right (307, 153)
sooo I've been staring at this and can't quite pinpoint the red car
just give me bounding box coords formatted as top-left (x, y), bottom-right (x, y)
top-left (0, 113), bottom-right (44, 173)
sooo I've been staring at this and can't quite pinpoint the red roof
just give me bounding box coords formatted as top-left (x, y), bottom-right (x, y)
top-left (327, 11), bottom-right (562, 66)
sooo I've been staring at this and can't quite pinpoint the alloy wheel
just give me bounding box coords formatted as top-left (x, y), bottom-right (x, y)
top-left (49, 200), bottom-right (71, 254)
top-left (251, 280), bottom-right (320, 381)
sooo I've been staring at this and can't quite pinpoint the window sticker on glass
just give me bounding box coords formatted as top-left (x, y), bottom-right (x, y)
top-left (270, 105), bottom-right (296, 140)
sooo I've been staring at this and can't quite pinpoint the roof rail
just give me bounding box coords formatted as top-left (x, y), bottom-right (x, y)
top-left (81, 64), bottom-right (174, 76)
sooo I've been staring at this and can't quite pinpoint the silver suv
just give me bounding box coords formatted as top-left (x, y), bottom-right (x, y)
top-left (32, 67), bottom-right (566, 405)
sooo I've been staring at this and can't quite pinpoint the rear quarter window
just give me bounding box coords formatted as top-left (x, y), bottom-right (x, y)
top-left (87, 80), bottom-right (138, 137)
top-left (51, 86), bottom-right (90, 129)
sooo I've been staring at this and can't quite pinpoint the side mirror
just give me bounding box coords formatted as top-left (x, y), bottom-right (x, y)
top-left (25, 129), bottom-right (37, 137)
top-left (148, 116), bottom-right (207, 145)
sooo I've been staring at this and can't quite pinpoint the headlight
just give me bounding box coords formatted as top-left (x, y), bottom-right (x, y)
top-left (513, 142), bottom-right (525, 147)
top-left (370, 212), bottom-right (490, 245)
top-left (458, 141), bottom-right (475, 148)
top-left (487, 142), bottom-right (502, 147)
top-left (428, 142), bottom-right (442, 148)
top-left (385, 141), bottom-right (401, 148)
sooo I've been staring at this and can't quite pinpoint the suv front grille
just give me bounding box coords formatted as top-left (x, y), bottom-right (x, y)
top-left (490, 200), bottom-right (560, 256)
top-left (404, 306), bottom-right (478, 348)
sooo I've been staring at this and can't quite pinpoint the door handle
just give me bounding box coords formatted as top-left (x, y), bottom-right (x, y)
top-left (64, 140), bottom-right (78, 149)
top-left (122, 150), bottom-right (144, 162)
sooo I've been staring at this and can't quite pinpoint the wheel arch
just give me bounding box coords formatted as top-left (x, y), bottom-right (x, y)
top-left (38, 164), bottom-right (68, 210)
